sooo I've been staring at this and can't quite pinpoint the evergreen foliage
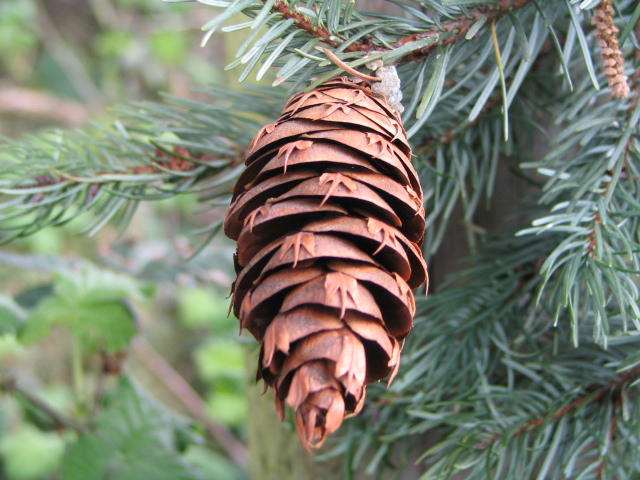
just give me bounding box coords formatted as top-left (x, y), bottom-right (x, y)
top-left (1, 1), bottom-right (640, 479)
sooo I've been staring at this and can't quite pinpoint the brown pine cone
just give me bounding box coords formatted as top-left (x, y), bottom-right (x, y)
top-left (224, 77), bottom-right (427, 450)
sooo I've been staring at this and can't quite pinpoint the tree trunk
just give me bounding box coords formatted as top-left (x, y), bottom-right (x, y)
top-left (247, 349), bottom-right (343, 480)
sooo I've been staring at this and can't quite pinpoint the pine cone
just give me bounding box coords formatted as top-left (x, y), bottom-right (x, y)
top-left (224, 77), bottom-right (427, 450)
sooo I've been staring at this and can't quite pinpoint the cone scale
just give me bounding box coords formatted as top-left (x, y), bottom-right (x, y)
top-left (224, 77), bottom-right (427, 450)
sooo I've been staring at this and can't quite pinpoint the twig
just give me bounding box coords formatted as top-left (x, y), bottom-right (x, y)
top-left (0, 86), bottom-right (90, 126)
top-left (93, 352), bottom-right (126, 414)
top-left (322, 48), bottom-right (381, 82)
top-left (132, 337), bottom-right (249, 467)
top-left (0, 377), bottom-right (85, 434)
top-left (271, 0), bottom-right (337, 47)
top-left (393, 0), bottom-right (535, 62)
top-left (476, 365), bottom-right (640, 449)
top-left (21, 146), bottom-right (218, 191)
top-left (267, 0), bottom-right (535, 62)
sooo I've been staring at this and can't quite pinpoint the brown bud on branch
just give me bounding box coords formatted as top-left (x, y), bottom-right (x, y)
top-left (591, 0), bottom-right (630, 99)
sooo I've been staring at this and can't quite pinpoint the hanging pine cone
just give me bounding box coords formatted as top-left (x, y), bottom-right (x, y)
top-left (224, 77), bottom-right (427, 450)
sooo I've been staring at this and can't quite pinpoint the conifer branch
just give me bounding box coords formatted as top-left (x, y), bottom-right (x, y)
top-left (0, 142), bottom-right (238, 242)
top-left (263, 0), bottom-right (536, 63)
top-left (0, 86), bottom-right (279, 240)
top-left (476, 365), bottom-right (640, 450)
top-left (392, 0), bottom-right (536, 62)
top-left (416, 93), bottom-right (503, 155)
top-left (268, 0), bottom-right (341, 49)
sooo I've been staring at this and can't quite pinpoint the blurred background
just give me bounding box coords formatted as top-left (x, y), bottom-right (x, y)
top-left (0, 1), bottom-right (250, 479)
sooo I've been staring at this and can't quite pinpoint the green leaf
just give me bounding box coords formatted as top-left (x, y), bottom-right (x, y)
top-left (491, 21), bottom-right (510, 141)
top-left (62, 377), bottom-right (205, 480)
top-left (442, 0), bottom-right (487, 5)
top-left (95, 31), bottom-right (135, 58)
top-left (177, 286), bottom-right (232, 330)
top-left (183, 446), bottom-right (244, 480)
top-left (469, 29), bottom-right (515, 122)
top-left (194, 339), bottom-right (245, 383)
top-left (251, 0), bottom-right (275, 30)
top-left (0, 425), bottom-right (65, 480)
top-left (0, 295), bottom-right (25, 335)
top-left (21, 296), bottom-right (137, 353)
top-left (256, 31), bottom-right (298, 80)
top-left (382, 36), bottom-right (442, 65)
top-left (19, 266), bottom-right (152, 353)
top-left (62, 435), bottom-right (117, 480)
top-left (14, 284), bottom-right (54, 309)
top-left (540, 14), bottom-right (573, 90)
top-left (206, 390), bottom-right (247, 427)
top-left (407, 45), bottom-right (451, 137)
top-left (151, 31), bottom-right (189, 66)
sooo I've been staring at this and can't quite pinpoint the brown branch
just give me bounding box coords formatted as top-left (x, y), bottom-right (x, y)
top-left (21, 146), bottom-right (233, 205)
top-left (476, 365), bottom-right (640, 449)
top-left (0, 86), bottom-right (90, 126)
top-left (267, 0), bottom-right (535, 62)
top-left (132, 337), bottom-right (249, 467)
top-left (270, 0), bottom-right (341, 49)
top-left (0, 377), bottom-right (85, 434)
top-left (323, 48), bottom-right (381, 82)
top-left (393, 0), bottom-right (535, 62)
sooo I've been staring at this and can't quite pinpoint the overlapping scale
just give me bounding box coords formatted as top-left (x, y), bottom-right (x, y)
top-left (223, 77), bottom-right (428, 450)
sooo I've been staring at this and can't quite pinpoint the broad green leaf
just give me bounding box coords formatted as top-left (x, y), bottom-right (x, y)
top-left (0, 295), bottom-right (25, 334)
top-left (62, 435), bottom-right (117, 480)
top-left (206, 390), bottom-right (247, 427)
top-left (21, 296), bottom-right (137, 353)
top-left (62, 378), bottom-right (205, 480)
top-left (183, 446), bottom-right (244, 480)
top-left (19, 266), bottom-right (152, 353)
top-left (150, 31), bottom-right (189, 66)
top-left (194, 339), bottom-right (245, 383)
top-left (177, 286), bottom-right (232, 330)
top-left (1, 425), bottom-right (64, 480)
